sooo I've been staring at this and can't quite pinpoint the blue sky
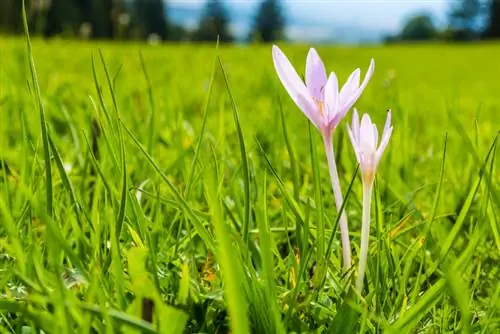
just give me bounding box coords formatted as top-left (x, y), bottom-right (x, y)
top-left (169, 0), bottom-right (450, 42)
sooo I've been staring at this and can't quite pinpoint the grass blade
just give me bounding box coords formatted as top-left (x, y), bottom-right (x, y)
top-left (185, 39), bottom-right (219, 198)
top-left (218, 56), bottom-right (251, 244)
top-left (22, 0), bottom-right (52, 216)
top-left (122, 121), bottom-right (215, 251)
top-left (203, 150), bottom-right (249, 334)
top-left (256, 173), bottom-right (285, 334)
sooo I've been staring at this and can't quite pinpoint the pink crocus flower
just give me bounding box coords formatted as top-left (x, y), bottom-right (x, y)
top-left (346, 109), bottom-right (393, 293)
top-left (272, 45), bottom-right (375, 270)
top-left (272, 45), bottom-right (374, 138)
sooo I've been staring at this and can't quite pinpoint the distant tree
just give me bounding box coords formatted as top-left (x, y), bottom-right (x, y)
top-left (193, 0), bottom-right (233, 42)
top-left (0, 0), bottom-right (31, 33)
top-left (400, 14), bottom-right (437, 41)
top-left (249, 0), bottom-right (285, 42)
top-left (167, 22), bottom-right (190, 41)
top-left (133, 0), bottom-right (169, 40)
top-left (27, 0), bottom-right (51, 34)
top-left (485, 0), bottom-right (500, 38)
top-left (448, 0), bottom-right (485, 40)
top-left (44, 0), bottom-right (81, 37)
top-left (383, 34), bottom-right (400, 43)
top-left (76, 0), bottom-right (115, 38)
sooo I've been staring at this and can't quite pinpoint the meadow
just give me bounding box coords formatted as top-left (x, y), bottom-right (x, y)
top-left (0, 35), bottom-right (499, 333)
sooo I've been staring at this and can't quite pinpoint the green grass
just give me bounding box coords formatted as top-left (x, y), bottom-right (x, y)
top-left (0, 34), bottom-right (499, 333)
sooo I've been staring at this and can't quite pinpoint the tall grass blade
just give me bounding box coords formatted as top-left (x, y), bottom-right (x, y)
top-left (203, 151), bottom-right (249, 334)
top-left (22, 0), bottom-right (52, 216)
top-left (218, 56), bottom-right (251, 244)
top-left (185, 38), bottom-right (219, 198)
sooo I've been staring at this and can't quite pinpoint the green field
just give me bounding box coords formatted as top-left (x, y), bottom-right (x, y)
top-left (0, 37), bottom-right (499, 333)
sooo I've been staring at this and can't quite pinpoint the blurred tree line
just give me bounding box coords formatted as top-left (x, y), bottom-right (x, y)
top-left (387, 0), bottom-right (500, 42)
top-left (3, 0), bottom-right (500, 44)
top-left (0, 0), bottom-right (285, 42)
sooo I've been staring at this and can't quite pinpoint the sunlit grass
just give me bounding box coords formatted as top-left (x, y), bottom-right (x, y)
top-left (0, 33), bottom-right (498, 333)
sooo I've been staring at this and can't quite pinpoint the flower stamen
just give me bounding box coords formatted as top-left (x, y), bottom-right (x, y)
top-left (313, 97), bottom-right (325, 117)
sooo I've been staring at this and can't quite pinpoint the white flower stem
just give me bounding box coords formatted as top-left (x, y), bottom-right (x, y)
top-left (323, 135), bottom-right (351, 271)
top-left (356, 181), bottom-right (373, 292)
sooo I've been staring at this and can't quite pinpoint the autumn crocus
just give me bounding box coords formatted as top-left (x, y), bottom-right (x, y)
top-left (347, 109), bottom-right (393, 292)
top-left (272, 45), bottom-right (375, 270)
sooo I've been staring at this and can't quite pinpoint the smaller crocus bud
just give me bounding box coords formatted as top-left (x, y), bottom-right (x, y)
top-left (347, 109), bottom-right (393, 293)
top-left (347, 109), bottom-right (393, 186)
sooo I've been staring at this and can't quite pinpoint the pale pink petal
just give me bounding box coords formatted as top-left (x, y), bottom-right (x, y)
top-left (376, 111), bottom-right (393, 160)
top-left (373, 124), bottom-right (379, 148)
top-left (326, 112), bottom-right (344, 134)
top-left (358, 59), bottom-right (375, 93)
top-left (324, 72), bottom-right (339, 121)
top-left (272, 45), bottom-right (321, 128)
top-left (306, 48), bottom-right (328, 100)
top-left (360, 114), bottom-right (374, 149)
top-left (346, 124), bottom-right (355, 146)
top-left (375, 126), bottom-right (392, 165)
top-left (340, 59), bottom-right (375, 112)
top-left (339, 69), bottom-right (360, 108)
top-left (383, 109), bottom-right (392, 135)
top-left (352, 108), bottom-right (360, 140)
top-left (347, 124), bottom-right (361, 163)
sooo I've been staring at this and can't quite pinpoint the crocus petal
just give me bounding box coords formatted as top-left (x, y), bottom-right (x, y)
top-left (373, 124), bottom-right (379, 148)
top-left (340, 59), bottom-right (375, 112)
top-left (347, 124), bottom-right (361, 163)
top-left (352, 108), bottom-right (360, 141)
top-left (383, 109), bottom-right (392, 135)
top-left (376, 111), bottom-right (393, 159)
top-left (306, 48), bottom-right (328, 100)
top-left (360, 114), bottom-right (375, 149)
top-left (272, 45), bottom-right (322, 128)
top-left (324, 72), bottom-right (339, 120)
top-left (359, 58), bottom-right (376, 93)
top-left (376, 126), bottom-right (392, 165)
top-left (339, 69), bottom-right (360, 109)
top-left (326, 113), bottom-right (345, 134)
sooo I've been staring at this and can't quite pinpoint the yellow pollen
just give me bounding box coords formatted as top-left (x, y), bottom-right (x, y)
top-left (313, 97), bottom-right (325, 117)
top-left (311, 85), bottom-right (326, 117)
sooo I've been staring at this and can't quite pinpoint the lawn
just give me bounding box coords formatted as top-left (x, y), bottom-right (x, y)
top-left (0, 37), bottom-right (498, 333)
